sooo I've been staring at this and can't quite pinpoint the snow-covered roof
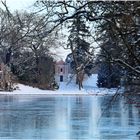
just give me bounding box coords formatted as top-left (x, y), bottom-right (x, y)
top-left (56, 60), bottom-right (65, 65)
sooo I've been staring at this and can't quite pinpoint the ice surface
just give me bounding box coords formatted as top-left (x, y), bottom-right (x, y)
top-left (0, 95), bottom-right (139, 140)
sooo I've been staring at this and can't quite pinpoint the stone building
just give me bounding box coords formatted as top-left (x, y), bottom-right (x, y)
top-left (55, 60), bottom-right (71, 83)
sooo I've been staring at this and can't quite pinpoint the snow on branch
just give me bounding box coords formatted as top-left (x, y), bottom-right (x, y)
top-left (113, 59), bottom-right (140, 75)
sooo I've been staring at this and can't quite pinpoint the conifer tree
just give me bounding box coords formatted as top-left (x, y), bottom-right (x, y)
top-left (67, 14), bottom-right (92, 89)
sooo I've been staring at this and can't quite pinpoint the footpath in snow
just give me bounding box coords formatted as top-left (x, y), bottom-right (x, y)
top-left (0, 74), bottom-right (117, 95)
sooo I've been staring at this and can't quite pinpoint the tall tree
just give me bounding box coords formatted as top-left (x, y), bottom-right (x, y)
top-left (94, 2), bottom-right (140, 87)
top-left (23, 0), bottom-right (140, 92)
top-left (67, 13), bottom-right (93, 90)
top-left (35, 1), bottom-right (140, 79)
top-left (0, 2), bottom-right (59, 89)
top-left (97, 40), bottom-right (122, 88)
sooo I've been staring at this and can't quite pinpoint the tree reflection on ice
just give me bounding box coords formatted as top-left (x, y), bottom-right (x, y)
top-left (0, 94), bottom-right (139, 140)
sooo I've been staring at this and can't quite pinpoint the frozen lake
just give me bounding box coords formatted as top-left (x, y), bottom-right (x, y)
top-left (0, 94), bottom-right (139, 140)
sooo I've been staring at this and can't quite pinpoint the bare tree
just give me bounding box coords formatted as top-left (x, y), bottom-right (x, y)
top-left (0, 1), bottom-right (60, 89)
top-left (35, 1), bottom-right (140, 88)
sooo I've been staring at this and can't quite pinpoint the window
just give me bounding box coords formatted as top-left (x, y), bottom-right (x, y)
top-left (61, 68), bottom-right (63, 72)
top-left (60, 75), bottom-right (63, 82)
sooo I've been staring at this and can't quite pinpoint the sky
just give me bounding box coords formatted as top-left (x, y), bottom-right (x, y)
top-left (0, 0), bottom-right (36, 11)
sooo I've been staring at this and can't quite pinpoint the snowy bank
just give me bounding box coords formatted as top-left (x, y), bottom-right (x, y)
top-left (0, 74), bottom-right (117, 95)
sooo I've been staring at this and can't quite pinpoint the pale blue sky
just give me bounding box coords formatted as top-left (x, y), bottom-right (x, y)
top-left (0, 0), bottom-right (36, 11)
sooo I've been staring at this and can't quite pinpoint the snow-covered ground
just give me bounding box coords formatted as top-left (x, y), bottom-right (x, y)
top-left (0, 74), bottom-right (117, 95)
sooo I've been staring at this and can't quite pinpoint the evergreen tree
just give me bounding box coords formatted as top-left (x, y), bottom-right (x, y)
top-left (67, 14), bottom-right (93, 89)
top-left (97, 62), bottom-right (121, 88)
top-left (94, 2), bottom-right (140, 86)
top-left (97, 40), bottom-right (122, 88)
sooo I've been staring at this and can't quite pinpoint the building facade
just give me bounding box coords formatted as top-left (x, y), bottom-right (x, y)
top-left (55, 60), bottom-right (71, 83)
